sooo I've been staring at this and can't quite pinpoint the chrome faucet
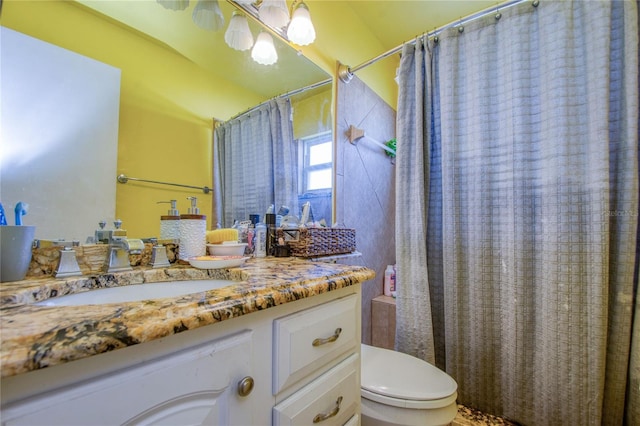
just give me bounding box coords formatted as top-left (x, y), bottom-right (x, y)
top-left (105, 237), bottom-right (144, 273)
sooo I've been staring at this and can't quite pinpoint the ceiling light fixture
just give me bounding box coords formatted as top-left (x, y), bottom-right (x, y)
top-left (258, 0), bottom-right (290, 28)
top-left (155, 0), bottom-right (317, 66)
top-left (286, 1), bottom-right (315, 46)
top-left (251, 31), bottom-right (278, 65)
top-left (224, 11), bottom-right (254, 51)
top-left (192, 0), bottom-right (225, 31)
top-left (156, 0), bottom-right (190, 11)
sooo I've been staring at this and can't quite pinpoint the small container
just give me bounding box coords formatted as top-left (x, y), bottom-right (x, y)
top-left (207, 242), bottom-right (248, 256)
top-left (392, 264), bottom-right (397, 297)
top-left (254, 223), bottom-right (267, 258)
top-left (275, 245), bottom-right (290, 257)
top-left (265, 213), bottom-right (276, 256)
top-left (0, 225), bottom-right (36, 282)
top-left (383, 265), bottom-right (396, 297)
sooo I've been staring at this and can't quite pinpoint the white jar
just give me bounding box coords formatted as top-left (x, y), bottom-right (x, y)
top-left (178, 214), bottom-right (206, 260)
top-left (160, 216), bottom-right (180, 240)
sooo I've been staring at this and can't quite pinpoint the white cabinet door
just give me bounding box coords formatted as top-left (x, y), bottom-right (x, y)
top-left (3, 330), bottom-right (255, 426)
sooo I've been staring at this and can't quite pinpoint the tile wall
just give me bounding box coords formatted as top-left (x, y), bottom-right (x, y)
top-left (335, 71), bottom-right (396, 344)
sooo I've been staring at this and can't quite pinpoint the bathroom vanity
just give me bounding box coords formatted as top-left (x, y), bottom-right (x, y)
top-left (0, 258), bottom-right (374, 425)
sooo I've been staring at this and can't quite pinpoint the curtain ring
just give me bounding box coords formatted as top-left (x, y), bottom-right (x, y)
top-left (532, 0), bottom-right (539, 7)
top-left (495, 8), bottom-right (502, 20)
top-left (457, 25), bottom-right (464, 33)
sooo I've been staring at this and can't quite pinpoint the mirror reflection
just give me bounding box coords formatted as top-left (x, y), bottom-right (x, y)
top-left (214, 83), bottom-right (332, 228)
top-left (0, 0), bottom-right (332, 241)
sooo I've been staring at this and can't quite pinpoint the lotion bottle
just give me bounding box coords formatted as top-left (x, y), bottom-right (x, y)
top-left (384, 265), bottom-right (396, 297)
top-left (254, 222), bottom-right (267, 258)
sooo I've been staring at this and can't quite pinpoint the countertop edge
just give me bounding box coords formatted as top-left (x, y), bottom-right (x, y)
top-left (0, 259), bottom-right (375, 378)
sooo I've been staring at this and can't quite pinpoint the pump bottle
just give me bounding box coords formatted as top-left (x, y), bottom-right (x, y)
top-left (179, 197), bottom-right (206, 261)
top-left (158, 200), bottom-right (180, 240)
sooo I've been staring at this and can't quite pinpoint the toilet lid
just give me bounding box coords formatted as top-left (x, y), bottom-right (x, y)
top-left (361, 344), bottom-right (457, 403)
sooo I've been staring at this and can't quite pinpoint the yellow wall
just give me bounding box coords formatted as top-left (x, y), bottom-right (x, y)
top-left (301, 1), bottom-right (399, 108)
top-left (1, 0), bottom-right (264, 238)
top-left (292, 89), bottom-right (333, 139)
top-left (1, 0), bottom-right (401, 238)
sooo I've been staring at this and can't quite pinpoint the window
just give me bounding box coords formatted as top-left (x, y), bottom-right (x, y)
top-left (301, 131), bottom-right (332, 192)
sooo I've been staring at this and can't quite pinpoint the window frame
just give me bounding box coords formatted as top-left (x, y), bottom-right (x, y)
top-left (299, 131), bottom-right (333, 194)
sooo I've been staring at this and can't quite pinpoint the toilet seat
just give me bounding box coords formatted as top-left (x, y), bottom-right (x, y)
top-left (361, 344), bottom-right (458, 410)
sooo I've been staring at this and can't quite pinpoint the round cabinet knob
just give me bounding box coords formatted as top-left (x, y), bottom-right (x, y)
top-left (237, 376), bottom-right (254, 397)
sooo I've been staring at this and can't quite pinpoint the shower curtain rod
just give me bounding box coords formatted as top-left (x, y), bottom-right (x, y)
top-left (222, 0), bottom-right (532, 121)
top-left (223, 77), bottom-right (332, 123)
top-left (343, 0), bottom-right (532, 78)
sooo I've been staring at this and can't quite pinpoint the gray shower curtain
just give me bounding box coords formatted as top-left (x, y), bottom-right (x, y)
top-left (213, 98), bottom-right (298, 227)
top-left (395, 1), bottom-right (639, 425)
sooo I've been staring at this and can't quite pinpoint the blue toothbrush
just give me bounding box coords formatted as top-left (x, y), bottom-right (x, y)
top-left (0, 203), bottom-right (6, 225)
top-left (14, 201), bottom-right (29, 226)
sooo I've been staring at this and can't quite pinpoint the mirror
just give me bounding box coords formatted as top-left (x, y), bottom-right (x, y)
top-left (1, 0), bottom-right (332, 241)
top-left (215, 82), bottom-right (333, 229)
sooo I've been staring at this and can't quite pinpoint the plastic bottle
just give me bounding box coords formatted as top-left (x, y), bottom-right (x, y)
top-left (384, 265), bottom-right (395, 297)
top-left (265, 213), bottom-right (276, 256)
top-left (254, 222), bottom-right (267, 258)
top-left (391, 264), bottom-right (397, 298)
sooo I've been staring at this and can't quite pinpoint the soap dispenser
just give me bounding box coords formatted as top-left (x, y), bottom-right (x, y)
top-left (179, 196), bottom-right (206, 261)
top-left (158, 200), bottom-right (180, 240)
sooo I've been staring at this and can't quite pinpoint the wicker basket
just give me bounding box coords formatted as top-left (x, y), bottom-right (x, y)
top-left (277, 227), bottom-right (356, 258)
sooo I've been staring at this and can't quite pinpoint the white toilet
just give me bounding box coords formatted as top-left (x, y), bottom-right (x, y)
top-left (360, 344), bottom-right (458, 426)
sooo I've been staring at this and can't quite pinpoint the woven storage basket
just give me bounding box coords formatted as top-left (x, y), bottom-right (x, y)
top-left (278, 227), bottom-right (356, 257)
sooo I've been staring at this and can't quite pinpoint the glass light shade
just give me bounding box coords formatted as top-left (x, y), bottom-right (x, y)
top-left (258, 0), bottom-right (290, 28)
top-left (251, 32), bottom-right (278, 65)
top-left (287, 3), bottom-right (315, 45)
top-left (192, 0), bottom-right (225, 31)
top-left (156, 0), bottom-right (190, 11)
top-left (225, 11), bottom-right (254, 51)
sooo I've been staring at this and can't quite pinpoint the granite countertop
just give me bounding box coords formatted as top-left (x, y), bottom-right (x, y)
top-left (0, 257), bottom-right (375, 378)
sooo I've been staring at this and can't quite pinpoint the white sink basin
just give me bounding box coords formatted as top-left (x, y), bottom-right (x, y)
top-left (35, 280), bottom-right (236, 307)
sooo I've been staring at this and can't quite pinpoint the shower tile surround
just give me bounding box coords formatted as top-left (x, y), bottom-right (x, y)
top-left (0, 257), bottom-right (374, 377)
top-left (335, 72), bottom-right (396, 345)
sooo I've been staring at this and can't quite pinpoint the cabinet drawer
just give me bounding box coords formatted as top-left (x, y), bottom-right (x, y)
top-left (343, 414), bottom-right (360, 426)
top-left (273, 294), bottom-right (358, 394)
top-left (273, 354), bottom-right (359, 426)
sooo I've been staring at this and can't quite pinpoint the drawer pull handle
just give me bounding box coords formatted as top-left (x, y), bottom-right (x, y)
top-left (237, 376), bottom-right (254, 397)
top-left (313, 396), bottom-right (343, 423)
top-left (312, 328), bottom-right (342, 347)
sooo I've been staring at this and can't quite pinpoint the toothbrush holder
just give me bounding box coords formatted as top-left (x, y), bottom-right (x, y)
top-left (0, 225), bottom-right (36, 282)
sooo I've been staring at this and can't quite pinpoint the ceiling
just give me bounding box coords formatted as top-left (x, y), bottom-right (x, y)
top-left (344, 0), bottom-right (498, 52)
top-left (76, 0), bottom-right (499, 100)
